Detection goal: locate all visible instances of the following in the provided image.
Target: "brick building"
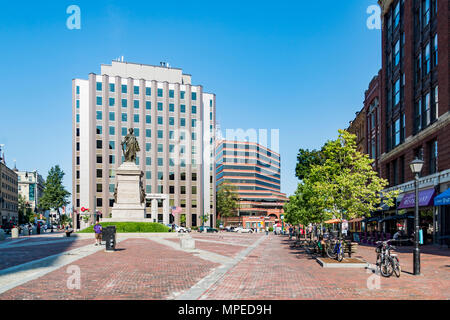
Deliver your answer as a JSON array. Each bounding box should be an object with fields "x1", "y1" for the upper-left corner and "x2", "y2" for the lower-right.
[
  {"x1": 376, "y1": 0, "x2": 449, "y2": 244},
  {"x1": 347, "y1": 107, "x2": 367, "y2": 155},
  {"x1": 364, "y1": 71, "x2": 383, "y2": 174}
]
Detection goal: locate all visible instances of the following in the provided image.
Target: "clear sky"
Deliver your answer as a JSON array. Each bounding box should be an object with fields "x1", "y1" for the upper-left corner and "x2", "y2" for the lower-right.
[{"x1": 0, "y1": 0, "x2": 382, "y2": 205}]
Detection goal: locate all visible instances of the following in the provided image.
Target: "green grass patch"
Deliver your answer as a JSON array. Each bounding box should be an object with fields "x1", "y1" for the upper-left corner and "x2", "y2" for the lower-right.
[{"x1": 77, "y1": 222, "x2": 170, "y2": 233}]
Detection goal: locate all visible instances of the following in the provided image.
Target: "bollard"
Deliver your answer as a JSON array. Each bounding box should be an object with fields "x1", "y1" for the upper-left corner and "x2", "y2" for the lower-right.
[
  {"x1": 103, "y1": 226, "x2": 117, "y2": 252},
  {"x1": 0, "y1": 229, "x2": 5, "y2": 241},
  {"x1": 11, "y1": 227, "x2": 19, "y2": 239}
]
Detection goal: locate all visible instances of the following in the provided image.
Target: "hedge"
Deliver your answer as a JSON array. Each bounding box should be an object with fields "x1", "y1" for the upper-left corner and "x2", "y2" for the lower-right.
[{"x1": 77, "y1": 222, "x2": 170, "y2": 233}]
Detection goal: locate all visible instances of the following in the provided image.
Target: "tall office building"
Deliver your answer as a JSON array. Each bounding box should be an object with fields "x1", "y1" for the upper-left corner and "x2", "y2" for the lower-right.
[
  {"x1": 73, "y1": 61, "x2": 216, "y2": 228},
  {"x1": 215, "y1": 141, "x2": 287, "y2": 229}
]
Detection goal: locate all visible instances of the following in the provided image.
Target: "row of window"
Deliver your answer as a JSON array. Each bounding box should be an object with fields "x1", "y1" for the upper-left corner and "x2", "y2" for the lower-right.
[
  {"x1": 94, "y1": 82, "x2": 198, "y2": 101},
  {"x1": 415, "y1": 34, "x2": 438, "y2": 84}
]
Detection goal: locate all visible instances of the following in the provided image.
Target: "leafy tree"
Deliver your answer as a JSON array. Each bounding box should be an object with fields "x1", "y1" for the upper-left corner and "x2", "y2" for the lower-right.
[
  {"x1": 295, "y1": 148, "x2": 324, "y2": 181},
  {"x1": 216, "y1": 182, "x2": 239, "y2": 218},
  {"x1": 40, "y1": 166, "x2": 71, "y2": 218},
  {"x1": 307, "y1": 130, "x2": 399, "y2": 223},
  {"x1": 180, "y1": 214, "x2": 186, "y2": 226},
  {"x1": 18, "y1": 194, "x2": 34, "y2": 224}
]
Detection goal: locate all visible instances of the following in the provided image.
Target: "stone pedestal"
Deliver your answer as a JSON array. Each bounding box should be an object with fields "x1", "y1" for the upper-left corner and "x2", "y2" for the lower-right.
[
  {"x1": 110, "y1": 162, "x2": 147, "y2": 221},
  {"x1": 180, "y1": 234, "x2": 195, "y2": 250},
  {"x1": 11, "y1": 228, "x2": 19, "y2": 239}
]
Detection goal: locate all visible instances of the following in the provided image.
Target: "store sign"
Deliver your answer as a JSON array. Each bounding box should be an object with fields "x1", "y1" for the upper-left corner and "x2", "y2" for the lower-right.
[{"x1": 398, "y1": 188, "x2": 436, "y2": 209}]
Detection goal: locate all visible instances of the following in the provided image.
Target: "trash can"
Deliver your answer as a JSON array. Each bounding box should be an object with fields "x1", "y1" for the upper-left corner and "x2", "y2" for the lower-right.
[{"x1": 103, "y1": 226, "x2": 116, "y2": 252}]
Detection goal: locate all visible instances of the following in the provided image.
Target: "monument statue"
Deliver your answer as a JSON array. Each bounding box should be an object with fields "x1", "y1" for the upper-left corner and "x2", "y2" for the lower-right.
[{"x1": 121, "y1": 128, "x2": 140, "y2": 163}]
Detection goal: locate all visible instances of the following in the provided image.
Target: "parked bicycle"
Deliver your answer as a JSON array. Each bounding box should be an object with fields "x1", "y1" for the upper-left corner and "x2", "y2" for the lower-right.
[
  {"x1": 375, "y1": 240, "x2": 401, "y2": 278},
  {"x1": 326, "y1": 237, "x2": 345, "y2": 262}
]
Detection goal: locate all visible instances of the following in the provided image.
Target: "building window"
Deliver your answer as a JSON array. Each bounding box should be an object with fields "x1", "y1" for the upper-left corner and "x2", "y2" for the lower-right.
[
  {"x1": 96, "y1": 169, "x2": 102, "y2": 178},
  {"x1": 122, "y1": 127, "x2": 127, "y2": 136},
  {"x1": 134, "y1": 114, "x2": 139, "y2": 123},
  {"x1": 109, "y1": 112, "x2": 115, "y2": 121},
  {"x1": 96, "y1": 198, "x2": 102, "y2": 207},
  {"x1": 110, "y1": 84, "x2": 115, "y2": 92},
  {"x1": 157, "y1": 89, "x2": 163, "y2": 97},
  {"x1": 146, "y1": 87, "x2": 151, "y2": 96},
  {"x1": 134, "y1": 128, "x2": 139, "y2": 137},
  {"x1": 157, "y1": 102, "x2": 163, "y2": 111},
  {"x1": 192, "y1": 92, "x2": 197, "y2": 101},
  {"x1": 192, "y1": 105, "x2": 197, "y2": 114},
  {"x1": 146, "y1": 115, "x2": 151, "y2": 124},
  {"x1": 170, "y1": 186, "x2": 175, "y2": 194},
  {"x1": 169, "y1": 117, "x2": 174, "y2": 126},
  {"x1": 158, "y1": 158, "x2": 163, "y2": 166},
  {"x1": 146, "y1": 157, "x2": 151, "y2": 166},
  {"x1": 96, "y1": 111, "x2": 102, "y2": 120},
  {"x1": 192, "y1": 119, "x2": 196, "y2": 128},
  {"x1": 109, "y1": 141, "x2": 115, "y2": 150},
  {"x1": 424, "y1": 43, "x2": 431, "y2": 75},
  {"x1": 109, "y1": 98, "x2": 115, "y2": 107},
  {"x1": 146, "y1": 171, "x2": 151, "y2": 179},
  {"x1": 96, "y1": 82, "x2": 102, "y2": 91},
  {"x1": 109, "y1": 126, "x2": 115, "y2": 135},
  {"x1": 432, "y1": 34, "x2": 438, "y2": 67},
  {"x1": 180, "y1": 105, "x2": 186, "y2": 113},
  {"x1": 146, "y1": 129, "x2": 151, "y2": 138},
  {"x1": 122, "y1": 99, "x2": 127, "y2": 108},
  {"x1": 122, "y1": 85, "x2": 127, "y2": 94},
  {"x1": 158, "y1": 172, "x2": 163, "y2": 181},
  {"x1": 181, "y1": 186, "x2": 186, "y2": 194},
  {"x1": 394, "y1": 40, "x2": 400, "y2": 66},
  {"x1": 394, "y1": 119, "x2": 400, "y2": 147},
  {"x1": 157, "y1": 130, "x2": 163, "y2": 139},
  {"x1": 134, "y1": 86, "x2": 139, "y2": 95},
  {"x1": 169, "y1": 90, "x2": 174, "y2": 98},
  {"x1": 423, "y1": 0, "x2": 430, "y2": 27},
  {"x1": 429, "y1": 140, "x2": 438, "y2": 174},
  {"x1": 96, "y1": 156, "x2": 102, "y2": 164},
  {"x1": 394, "y1": 79, "x2": 400, "y2": 106},
  {"x1": 424, "y1": 93, "x2": 431, "y2": 126},
  {"x1": 146, "y1": 101, "x2": 151, "y2": 110},
  {"x1": 122, "y1": 113, "x2": 127, "y2": 122},
  {"x1": 169, "y1": 104, "x2": 174, "y2": 112},
  {"x1": 96, "y1": 97, "x2": 102, "y2": 106},
  {"x1": 158, "y1": 116, "x2": 163, "y2": 125},
  {"x1": 76, "y1": 100, "x2": 80, "y2": 109},
  {"x1": 96, "y1": 126, "x2": 102, "y2": 135},
  {"x1": 180, "y1": 118, "x2": 186, "y2": 127},
  {"x1": 180, "y1": 91, "x2": 185, "y2": 99},
  {"x1": 393, "y1": 1, "x2": 400, "y2": 28},
  {"x1": 433, "y1": 86, "x2": 439, "y2": 120},
  {"x1": 158, "y1": 144, "x2": 163, "y2": 153},
  {"x1": 109, "y1": 155, "x2": 115, "y2": 164},
  {"x1": 134, "y1": 100, "x2": 139, "y2": 109},
  {"x1": 146, "y1": 143, "x2": 151, "y2": 152},
  {"x1": 76, "y1": 86, "x2": 80, "y2": 94}
]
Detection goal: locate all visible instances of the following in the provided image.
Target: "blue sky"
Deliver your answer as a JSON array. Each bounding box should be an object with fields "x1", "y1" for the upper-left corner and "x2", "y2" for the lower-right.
[{"x1": 0, "y1": 0, "x2": 382, "y2": 204}]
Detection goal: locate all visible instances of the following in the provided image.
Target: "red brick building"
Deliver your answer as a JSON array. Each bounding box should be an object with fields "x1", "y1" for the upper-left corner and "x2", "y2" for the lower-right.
[{"x1": 376, "y1": 0, "x2": 450, "y2": 244}]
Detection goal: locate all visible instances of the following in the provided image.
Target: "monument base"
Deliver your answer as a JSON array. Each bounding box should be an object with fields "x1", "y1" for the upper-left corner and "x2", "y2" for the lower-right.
[{"x1": 110, "y1": 161, "x2": 147, "y2": 222}]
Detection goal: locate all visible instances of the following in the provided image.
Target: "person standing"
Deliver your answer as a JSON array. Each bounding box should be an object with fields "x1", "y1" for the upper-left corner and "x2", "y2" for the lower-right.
[{"x1": 93, "y1": 221, "x2": 103, "y2": 246}]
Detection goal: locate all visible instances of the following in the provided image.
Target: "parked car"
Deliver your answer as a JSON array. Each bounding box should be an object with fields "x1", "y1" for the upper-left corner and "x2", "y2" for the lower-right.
[
  {"x1": 236, "y1": 227, "x2": 253, "y2": 234},
  {"x1": 198, "y1": 226, "x2": 219, "y2": 233},
  {"x1": 225, "y1": 226, "x2": 236, "y2": 232}
]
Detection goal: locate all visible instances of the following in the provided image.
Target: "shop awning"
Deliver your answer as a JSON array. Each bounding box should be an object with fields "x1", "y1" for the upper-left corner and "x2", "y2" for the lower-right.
[
  {"x1": 324, "y1": 219, "x2": 341, "y2": 224},
  {"x1": 380, "y1": 214, "x2": 414, "y2": 223},
  {"x1": 348, "y1": 218, "x2": 364, "y2": 223},
  {"x1": 398, "y1": 188, "x2": 436, "y2": 209},
  {"x1": 434, "y1": 188, "x2": 450, "y2": 206},
  {"x1": 365, "y1": 216, "x2": 382, "y2": 223}
]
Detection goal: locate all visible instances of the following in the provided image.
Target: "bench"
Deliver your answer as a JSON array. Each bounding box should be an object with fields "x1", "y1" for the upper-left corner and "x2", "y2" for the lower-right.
[
  {"x1": 344, "y1": 241, "x2": 359, "y2": 258},
  {"x1": 438, "y1": 235, "x2": 450, "y2": 248}
]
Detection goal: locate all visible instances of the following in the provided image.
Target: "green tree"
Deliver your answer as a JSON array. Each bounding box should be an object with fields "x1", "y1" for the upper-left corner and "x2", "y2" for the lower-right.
[
  {"x1": 307, "y1": 130, "x2": 399, "y2": 223},
  {"x1": 295, "y1": 148, "x2": 324, "y2": 181},
  {"x1": 18, "y1": 194, "x2": 34, "y2": 224},
  {"x1": 216, "y1": 182, "x2": 239, "y2": 218},
  {"x1": 40, "y1": 166, "x2": 71, "y2": 220}
]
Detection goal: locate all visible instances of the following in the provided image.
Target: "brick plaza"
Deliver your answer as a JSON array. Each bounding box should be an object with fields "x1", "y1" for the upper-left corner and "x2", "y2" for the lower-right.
[{"x1": 0, "y1": 232, "x2": 448, "y2": 300}]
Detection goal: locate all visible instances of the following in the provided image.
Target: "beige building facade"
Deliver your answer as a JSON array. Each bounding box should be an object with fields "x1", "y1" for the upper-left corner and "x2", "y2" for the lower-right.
[
  {"x1": 73, "y1": 61, "x2": 216, "y2": 228},
  {"x1": 0, "y1": 161, "x2": 18, "y2": 225}
]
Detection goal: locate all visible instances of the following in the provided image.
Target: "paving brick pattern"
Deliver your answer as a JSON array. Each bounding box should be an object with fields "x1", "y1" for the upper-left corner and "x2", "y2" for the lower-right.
[
  {"x1": 0, "y1": 239, "x2": 93, "y2": 271},
  {"x1": 0, "y1": 238, "x2": 219, "y2": 300},
  {"x1": 200, "y1": 235, "x2": 450, "y2": 300},
  {"x1": 165, "y1": 238, "x2": 245, "y2": 258}
]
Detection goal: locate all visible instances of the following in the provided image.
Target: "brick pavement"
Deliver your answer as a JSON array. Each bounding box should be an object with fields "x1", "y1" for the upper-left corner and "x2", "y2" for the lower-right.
[
  {"x1": 0, "y1": 233, "x2": 448, "y2": 300},
  {"x1": 199, "y1": 235, "x2": 450, "y2": 300},
  {"x1": 0, "y1": 238, "x2": 219, "y2": 300},
  {"x1": 0, "y1": 239, "x2": 93, "y2": 271}
]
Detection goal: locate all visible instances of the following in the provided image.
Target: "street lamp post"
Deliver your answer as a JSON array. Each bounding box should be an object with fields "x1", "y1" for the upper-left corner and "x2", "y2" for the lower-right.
[{"x1": 410, "y1": 158, "x2": 424, "y2": 276}]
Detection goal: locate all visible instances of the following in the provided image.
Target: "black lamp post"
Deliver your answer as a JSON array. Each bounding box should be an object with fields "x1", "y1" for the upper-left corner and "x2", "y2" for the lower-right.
[{"x1": 410, "y1": 158, "x2": 424, "y2": 276}]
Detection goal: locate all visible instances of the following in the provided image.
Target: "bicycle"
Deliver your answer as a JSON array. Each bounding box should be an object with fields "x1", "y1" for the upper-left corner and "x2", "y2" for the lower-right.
[
  {"x1": 375, "y1": 240, "x2": 401, "y2": 278},
  {"x1": 326, "y1": 237, "x2": 345, "y2": 262}
]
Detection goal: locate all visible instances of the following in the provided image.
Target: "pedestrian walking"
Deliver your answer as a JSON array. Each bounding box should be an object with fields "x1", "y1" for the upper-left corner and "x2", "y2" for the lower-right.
[
  {"x1": 265, "y1": 226, "x2": 269, "y2": 235},
  {"x1": 93, "y1": 221, "x2": 103, "y2": 246}
]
